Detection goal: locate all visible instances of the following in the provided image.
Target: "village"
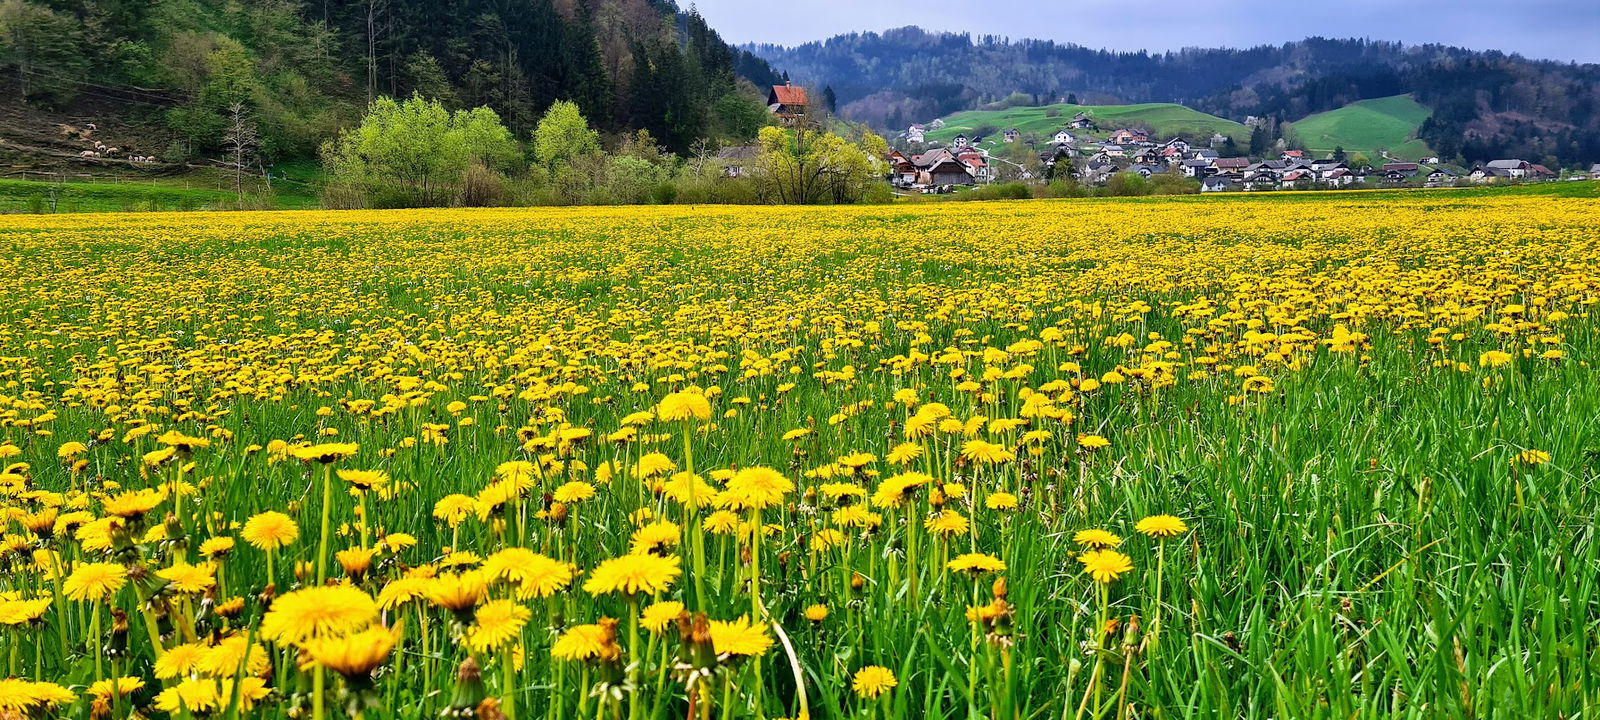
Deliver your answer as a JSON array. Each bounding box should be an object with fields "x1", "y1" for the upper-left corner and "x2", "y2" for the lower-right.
[{"x1": 884, "y1": 110, "x2": 1592, "y2": 194}]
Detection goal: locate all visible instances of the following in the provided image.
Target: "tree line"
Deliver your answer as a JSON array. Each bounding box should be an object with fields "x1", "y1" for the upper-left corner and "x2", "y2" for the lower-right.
[
  {"x1": 0, "y1": 0, "x2": 783, "y2": 163},
  {"x1": 320, "y1": 94, "x2": 892, "y2": 208}
]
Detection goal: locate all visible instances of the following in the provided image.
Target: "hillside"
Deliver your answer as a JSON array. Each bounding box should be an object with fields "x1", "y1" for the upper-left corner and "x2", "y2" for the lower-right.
[
  {"x1": 751, "y1": 28, "x2": 1600, "y2": 166},
  {"x1": 1285, "y1": 95, "x2": 1433, "y2": 160},
  {"x1": 925, "y1": 103, "x2": 1248, "y2": 148},
  {"x1": 0, "y1": 0, "x2": 783, "y2": 176}
]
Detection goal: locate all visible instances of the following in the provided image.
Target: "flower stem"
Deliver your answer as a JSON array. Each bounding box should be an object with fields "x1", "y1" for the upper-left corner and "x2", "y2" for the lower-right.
[
  {"x1": 683, "y1": 421, "x2": 708, "y2": 611},
  {"x1": 316, "y1": 464, "x2": 333, "y2": 585},
  {"x1": 503, "y1": 645, "x2": 518, "y2": 720}
]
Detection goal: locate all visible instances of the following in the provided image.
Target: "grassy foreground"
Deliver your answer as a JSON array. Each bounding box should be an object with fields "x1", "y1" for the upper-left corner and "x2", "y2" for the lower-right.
[
  {"x1": 0, "y1": 177, "x2": 319, "y2": 214},
  {"x1": 0, "y1": 192, "x2": 1597, "y2": 719}
]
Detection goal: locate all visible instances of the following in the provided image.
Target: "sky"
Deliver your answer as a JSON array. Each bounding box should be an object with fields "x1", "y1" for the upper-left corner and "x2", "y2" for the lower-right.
[{"x1": 687, "y1": 0, "x2": 1600, "y2": 64}]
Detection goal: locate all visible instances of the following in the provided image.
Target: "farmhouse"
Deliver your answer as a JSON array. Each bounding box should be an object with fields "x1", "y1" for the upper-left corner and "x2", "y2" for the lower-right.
[
  {"x1": 767, "y1": 83, "x2": 808, "y2": 126},
  {"x1": 1212, "y1": 157, "x2": 1251, "y2": 175},
  {"x1": 1109, "y1": 128, "x2": 1148, "y2": 145},
  {"x1": 927, "y1": 156, "x2": 976, "y2": 186},
  {"x1": 1053, "y1": 130, "x2": 1075, "y2": 145},
  {"x1": 716, "y1": 145, "x2": 760, "y2": 178},
  {"x1": 1382, "y1": 162, "x2": 1420, "y2": 183},
  {"x1": 1068, "y1": 112, "x2": 1095, "y2": 129}
]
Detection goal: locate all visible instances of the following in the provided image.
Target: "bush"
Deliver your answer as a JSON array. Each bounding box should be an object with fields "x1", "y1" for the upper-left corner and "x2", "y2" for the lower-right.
[
  {"x1": 1037, "y1": 179, "x2": 1088, "y2": 198},
  {"x1": 319, "y1": 182, "x2": 367, "y2": 210},
  {"x1": 162, "y1": 141, "x2": 193, "y2": 165},
  {"x1": 945, "y1": 182, "x2": 1034, "y2": 202},
  {"x1": 459, "y1": 163, "x2": 506, "y2": 207},
  {"x1": 860, "y1": 183, "x2": 895, "y2": 204},
  {"x1": 650, "y1": 182, "x2": 678, "y2": 205}
]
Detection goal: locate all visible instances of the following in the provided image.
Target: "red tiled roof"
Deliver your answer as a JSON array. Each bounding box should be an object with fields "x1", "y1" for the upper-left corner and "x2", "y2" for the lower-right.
[{"x1": 770, "y1": 85, "x2": 808, "y2": 106}]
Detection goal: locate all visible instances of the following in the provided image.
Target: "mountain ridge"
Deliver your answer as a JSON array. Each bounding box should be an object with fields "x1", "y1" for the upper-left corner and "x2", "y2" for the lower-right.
[{"x1": 748, "y1": 27, "x2": 1600, "y2": 165}]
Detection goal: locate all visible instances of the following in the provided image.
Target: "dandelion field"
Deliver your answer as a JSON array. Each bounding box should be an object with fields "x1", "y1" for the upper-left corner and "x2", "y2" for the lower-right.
[{"x1": 2, "y1": 191, "x2": 1599, "y2": 719}]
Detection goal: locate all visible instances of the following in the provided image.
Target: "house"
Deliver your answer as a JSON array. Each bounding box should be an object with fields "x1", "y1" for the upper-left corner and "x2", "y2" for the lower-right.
[
  {"x1": 1201, "y1": 176, "x2": 1237, "y2": 192},
  {"x1": 956, "y1": 150, "x2": 991, "y2": 182},
  {"x1": 767, "y1": 83, "x2": 808, "y2": 126},
  {"x1": 1180, "y1": 158, "x2": 1212, "y2": 178},
  {"x1": 1129, "y1": 164, "x2": 1162, "y2": 178},
  {"x1": 1590, "y1": 163, "x2": 1600, "y2": 176},
  {"x1": 1280, "y1": 169, "x2": 1312, "y2": 188},
  {"x1": 1003, "y1": 128, "x2": 1020, "y2": 143},
  {"x1": 1382, "y1": 162, "x2": 1420, "y2": 183},
  {"x1": 1068, "y1": 112, "x2": 1095, "y2": 130},
  {"x1": 952, "y1": 134, "x2": 970, "y2": 150},
  {"x1": 1132, "y1": 147, "x2": 1163, "y2": 165},
  {"x1": 887, "y1": 150, "x2": 918, "y2": 186},
  {"x1": 1530, "y1": 164, "x2": 1557, "y2": 180},
  {"x1": 1323, "y1": 168, "x2": 1355, "y2": 187},
  {"x1": 1281, "y1": 150, "x2": 1306, "y2": 162},
  {"x1": 927, "y1": 157, "x2": 976, "y2": 186},
  {"x1": 1053, "y1": 130, "x2": 1075, "y2": 145},
  {"x1": 1425, "y1": 165, "x2": 1463, "y2": 186},
  {"x1": 1245, "y1": 172, "x2": 1279, "y2": 191},
  {"x1": 1484, "y1": 159, "x2": 1531, "y2": 179},
  {"x1": 906, "y1": 125, "x2": 926, "y2": 144},
  {"x1": 1109, "y1": 129, "x2": 1148, "y2": 145},
  {"x1": 1164, "y1": 138, "x2": 1191, "y2": 153},
  {"x1": 1213, "y1": 157, "x2": 1251, "y2": 175},
  {"x1": 1081, "y1": 160, "x2": 1117, "y2": 184},
  {"x1": 716, "y1": 145, "x2": 761, "y2": 178},
  {"x1": 1099, "y1": 143, "x2": 1125, "y2": 157},
  {"x1": 1039, "y1": 145, "x2": 1076, "y2": 176}
]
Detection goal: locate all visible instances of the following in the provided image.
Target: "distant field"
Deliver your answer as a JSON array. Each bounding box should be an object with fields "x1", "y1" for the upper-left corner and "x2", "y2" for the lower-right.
[
  {"x1": 926, "y1": 103, "x2": 1249, "y2": 148},
  {"x1": 1285, "y1": 95, "x2": 1434, "y2": 160},
  {"x1": 0, "y1": 176, "x2": 320, "y2": 213}
]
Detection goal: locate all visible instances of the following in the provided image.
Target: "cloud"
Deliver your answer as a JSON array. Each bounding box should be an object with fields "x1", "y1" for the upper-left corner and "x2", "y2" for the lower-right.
[{"x1": 690, "y1": 0, "x2": 1600, "y2": 63}]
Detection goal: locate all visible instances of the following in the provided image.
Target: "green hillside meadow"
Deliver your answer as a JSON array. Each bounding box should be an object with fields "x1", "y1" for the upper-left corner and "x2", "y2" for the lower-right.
[
  {"x1": 925, "y1": 103, "x2": 1250, "y2": 148},
  {"x1": 1285, "y1": 94, "x2": 1435, "y2": 160}
]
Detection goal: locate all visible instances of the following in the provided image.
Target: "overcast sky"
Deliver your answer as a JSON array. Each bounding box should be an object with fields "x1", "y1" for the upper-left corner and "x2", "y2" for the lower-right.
[{"x1": 688, "y1": 0, "x2": 1600, "y2": 64}]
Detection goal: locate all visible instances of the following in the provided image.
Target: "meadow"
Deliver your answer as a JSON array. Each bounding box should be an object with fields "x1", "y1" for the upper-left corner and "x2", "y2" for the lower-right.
[
  {"x1": 924, "y1": 103, "x2": 1250, "y2": 148},
  {"x1": 1, "y1": 190, "x2": 1598, "y2": 719},
  {"x1": 1283, "y1": 95, "x2": 1435, "y2": 161}
]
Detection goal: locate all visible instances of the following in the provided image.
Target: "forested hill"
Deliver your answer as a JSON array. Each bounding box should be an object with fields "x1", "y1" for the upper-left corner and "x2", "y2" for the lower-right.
[
  {"x1": 751, "y1": 28, "x2": 1600, "y2": 166},
  {"x1": 0, "y1": 0, "x2": 783, "y2": 160}
]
